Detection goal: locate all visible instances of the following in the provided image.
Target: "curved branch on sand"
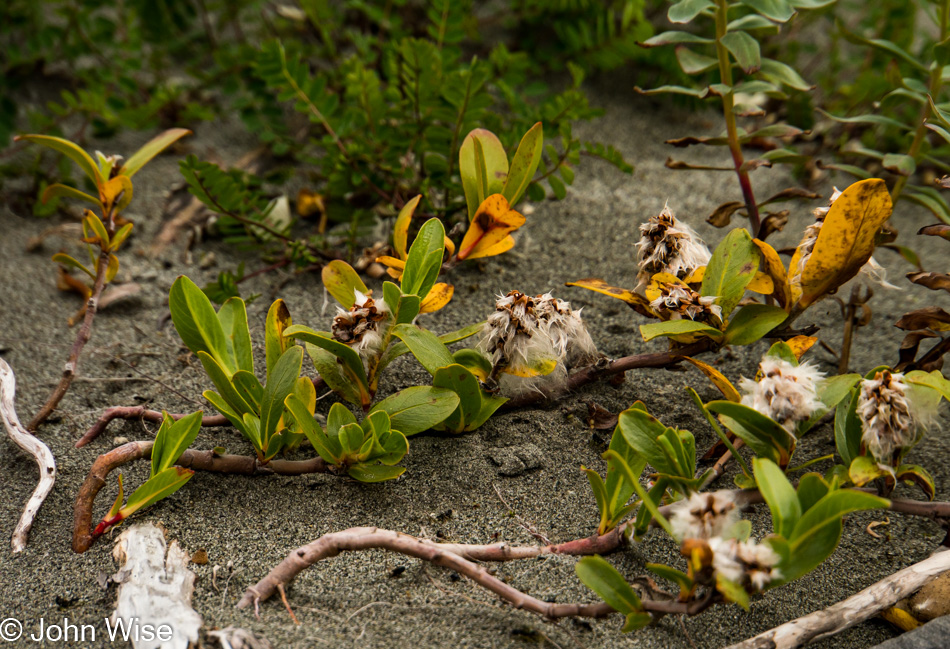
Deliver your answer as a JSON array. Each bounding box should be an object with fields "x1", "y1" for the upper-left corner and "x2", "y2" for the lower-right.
[
  {"x1": 72, "y1": 441, "x2": 329, "y2": 553},
  {"x1": 0, "y1": 359, "x2": 57, "y2": 553}
]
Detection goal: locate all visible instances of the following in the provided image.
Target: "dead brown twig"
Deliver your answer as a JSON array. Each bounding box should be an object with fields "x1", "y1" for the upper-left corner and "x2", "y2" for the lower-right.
[
  {"x1": 72, "y1": 440, "x2": 329, "y2": 553},
  {"x1": 0, "y1": 359, "x2": 57, "y2": 552}
]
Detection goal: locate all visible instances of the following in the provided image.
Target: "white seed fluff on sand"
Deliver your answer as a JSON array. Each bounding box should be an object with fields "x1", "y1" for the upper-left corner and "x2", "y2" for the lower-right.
[
  {"x1": 669, "y1": 491, "x2": 739, "y2": 542},
  {"x1": 739, "y1": 357, "x2": 825, "y2": 434},
  {"x1": 635, "y1": 206, "x2": 711, "y2": 290}
]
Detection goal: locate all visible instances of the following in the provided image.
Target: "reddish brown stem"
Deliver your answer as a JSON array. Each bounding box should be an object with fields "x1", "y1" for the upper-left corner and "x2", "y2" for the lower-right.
[
  {"x1": 73, "y1": 440, "x2": 329, "y2": 553},
  {"x1": 29, "y1": 246, "x2": 112, "y2": 430},
  {"x1": 503, "y1": 340, "x2": 714, "y2": 410},
  {"x1": 76, "y1": 407, "x2": 230, "y2": 448},
  {"x1": 237, "y1": 526, "x2": 716, "y2": 620}
]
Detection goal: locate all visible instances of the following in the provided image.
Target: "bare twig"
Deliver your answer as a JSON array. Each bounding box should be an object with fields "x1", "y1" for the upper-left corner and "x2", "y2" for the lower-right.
[
  {"x1": 73, "y1": 441, "x2": 329, "y2": 552},
  {"x1": 725, "y1": 549, "x2": 950, "y2": 649},
  {"x1": 28, "y1": 246, "x2": 112, "y2": 430},
  {"x1": 0, "y1": 359, "x2": 57, "y2": 552},
  {"x1": 237, "y1": 526, "x2": 715, "y2": 620},
  {"x1": 504, "y1": 340, "x2": 714, "y2": 410}
]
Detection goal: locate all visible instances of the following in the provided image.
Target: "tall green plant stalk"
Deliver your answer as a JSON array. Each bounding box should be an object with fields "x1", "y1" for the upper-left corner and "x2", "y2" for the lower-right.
[
  {"x1": 715, "y1": 0, "x2": 760, "y2": 234},
  {"x1": 891, "y1": 0, "x2": 950, "y2": 203}
]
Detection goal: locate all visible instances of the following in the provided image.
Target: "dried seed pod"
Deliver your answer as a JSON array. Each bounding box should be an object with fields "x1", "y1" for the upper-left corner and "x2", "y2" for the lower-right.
[
  {"x1": 649, "y1": 281, "x2": 722, "y2": 325},
  {"x1": 739, "y1": 357, "x2": 824, "y2": 434},
  {"x1": 635, "y1": 206, "x2": 711, "y2": 290},
  {"x1": 331, "y1": 291, "x2": 390, "y2": 356},
  {"x1": 857, "y1": 370, "x2": 928, "y2": 465},
  {"x1": 669, "y1": 491, "x2": 739, "y2": 542}
]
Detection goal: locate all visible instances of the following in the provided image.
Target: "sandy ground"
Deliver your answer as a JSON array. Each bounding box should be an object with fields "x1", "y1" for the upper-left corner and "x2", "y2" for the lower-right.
[{"x1": 1, "y1": 73, "x2": 949, "y2": 649}]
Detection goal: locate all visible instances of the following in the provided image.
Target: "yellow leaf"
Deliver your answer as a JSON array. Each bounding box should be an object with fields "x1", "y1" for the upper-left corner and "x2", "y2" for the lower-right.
[
  {"x1": 464, "y1": 234, "x2": 516, "y2": 260},
  {"x1": 684, "y1": 266, "x2": 705, "y2": 284},
  {"x1": 443, "y1": 235, "x2": 456, "y2": 256},
  {"x1": 504, "y1": 357, "x2": 557, "y2": 378},
  {"x1": 565, "y1": 278, "x2": 656, "y2": 318},
  {"x1": 419, "y1": 283, "x2": 454, "y2": 313},
  {"x1": 746, "y1": 272, "x2": 774, "y2": 294},
  {"x1": 296, "y1": 189, "x2": 326, "y2": 218},
  {"x1": 785, "y1": 335, "x2": 818, "y2": 360},
  {"x1": 376, "y1": 255, "x2": 405, "y2": 281},
  {"x1": 644, "y1": 272, "x2": 687, "y2": 302},
  {"x1": 322, "y1": 260, "x2": 368, "y2": 308},
  {"x1": 681, "y1": 357, "x2": 740, "y2": 402},
  {"x1": 457, "y1": 194, "x2": 525, "y2": 260},
  {"x1": 101, "y1": 175, "x2": 133, "y2": 213},
  {"x1": 753, "y1": 239, "x2": 792, "y2": 309},
  {"x1": 106, "y1": 254, "x2": 119, "y2": 283},
  {"x1": 798, "y1": 179, "x2": 893, "y2": 308},
  {"x1": 393, "y1": 195, "x2": 421, "y2": 259}
]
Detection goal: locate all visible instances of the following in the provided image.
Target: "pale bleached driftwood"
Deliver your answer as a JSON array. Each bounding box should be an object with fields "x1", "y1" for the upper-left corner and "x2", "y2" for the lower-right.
[{"x1": 0, "y1": 358, "x2": 56, "y2": 552}]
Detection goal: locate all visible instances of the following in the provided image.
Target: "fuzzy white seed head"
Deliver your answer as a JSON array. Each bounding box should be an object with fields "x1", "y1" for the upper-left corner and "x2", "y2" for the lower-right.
[
  {"x1": 478, "y1": 291, "x2": 597, "y2": 395},
  {"x1": 669, "y1": 491, "x2": 739, "y2": 542},
  {"x1": 331, "y1": 290, "x2": 391, "y2": 356},
  {"x1": 858, "y1": 370, "x2": 922, "y2": 464},
  {"x1": 635, "y1": 206, "x2": 711, "y2": 291},
  {"x1": 739, "y1": 357, "x2": 824, "y2": 434},
  {"x1": 649, "y1": 282, "x2": 723, "y2": 325},
  {"x1": 707, "y1": 537, "x2": 781, "y2": 592}
]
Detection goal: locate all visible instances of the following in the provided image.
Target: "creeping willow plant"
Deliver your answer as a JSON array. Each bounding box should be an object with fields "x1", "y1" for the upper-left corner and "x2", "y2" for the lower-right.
[
  {"x1": 638, "y1": 0, "x2": 827, "y2": 234},
  {"x1": 15, "y1": 129, "x2": 191, "y2": 429},
  {"x1": 94, "y1": 412, "x2": 202, "y2": 539},
  {"x1": 570, "y1": 178, "x2": 895, "y2": 349}
]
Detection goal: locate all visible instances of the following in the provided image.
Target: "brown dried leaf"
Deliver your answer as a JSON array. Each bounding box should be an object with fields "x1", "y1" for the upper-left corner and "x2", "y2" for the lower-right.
[
  {"x1": 585, "y1": 402, "x2": 619, "y2": 430},
  {"x1": 758, "y1": 188, "x2": 822, "y2": 206},
  {"x1": 918, "y1": 224, "x2": 950, "y2": 241},
  {"x1": 895, "y1": 307, "x2": 950, "y2": 332},
  {"x1": 758, "y1": 210, "x2": 789, "y2": 239},
  {"x1": 907, "y1": 271, "x2": 950, "y2": 294},
  {"x1": 665, "y1": 136, "x2": 729, "y2": 148},
  {"x1": 664, "y1": 157, "x2": 732, "y2": 171},
  {"x1": 707, "y1": 202, "x2": 745, "y2": 228},
  {"x1": 896, "y1": 330, "x2": 940, "y2": 370}
]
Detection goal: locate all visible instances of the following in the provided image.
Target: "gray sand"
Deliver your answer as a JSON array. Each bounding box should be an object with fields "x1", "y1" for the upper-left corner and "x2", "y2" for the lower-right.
[{"x1": 1, "y1": 76, "x2": 948, "y2": 649}]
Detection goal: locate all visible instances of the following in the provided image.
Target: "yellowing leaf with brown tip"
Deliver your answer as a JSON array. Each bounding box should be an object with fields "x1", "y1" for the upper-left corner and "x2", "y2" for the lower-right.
[
  {"x1": 565, "y1": 278, "x2": 656, "y2": 318},
  {"x1": 753, "y1": 239, "x2": 792, "y2": 309},
  {"x1": 376, "y1": 255, "x2": 406, "y2": 280},
  {"x1": 681, "y1": 356, "x2": 740, "y2": 401},
  {"x1": 419, "y1": 283, "x2": 454, "y2": 313},
  {"x1": 457, "y1": 194, "x2": 525, "y2": 260},
  {"x1": 799, "y1": 179, "x2": 893, "y2": 308},
  {"x1": 745, "y1": 272, "x2": 774, "y2": 295},
  {"x1": 645, "y1": 272, "x2": 688, "y2": 302},
  {"x1": 464, "y1": 234, "x2": 515, "y2": 260},
  {"x1": 393, "y1": 195, "x2": 421, "y2": 259}
]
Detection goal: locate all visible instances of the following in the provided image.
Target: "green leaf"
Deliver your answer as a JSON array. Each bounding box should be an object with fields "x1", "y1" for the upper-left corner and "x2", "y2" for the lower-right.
[
  {"x1": 575, "y1": 556, "x2": 643, "y2": 614},
  {"x1": 848, "y1": 455, "x2": 892, "y2": 487},
  {"x1": 41, "y1": 183, "x2": 101, "y2": 207},
  {"x1": 322, "y1": 260, "x2": 368, "y2": 308},
  {"x1": 896, "y1": 464, "x2": 935, "y2": 500},
  {"x1": 639, "y1": 320, "x2": 723, "y2": 342},
  {"x1": 51, "y1": 253, "x2": 96, "y2": 279},
  {"x1": 707, "y1": 400, "x2": 795, "y2": 466},
  {"x1": 617, "y1": 408, "x2": 674, "y2": 474},
  {"x1": 391, "y1": 323, "x2": 455, "y2": 374},
  {"x1": 584, "y1": 468, "x2": 610, "y2": 532},
  {"x1": 170, "y1": 276, "x2": 232, "y2": 373},
  {"x1": 723, "y1": 304, "x2": 788, "y2": 345},
  {"x1": 716, "y1": 575, "x2": 750, "y2": 610},
  {"x1": 760, "y1": 58, "x2": 813, "y2": 91},
  {"x1": 202, "y1": 390, "x2": 250, "y2": 440},
  {"x1": 882, "y1": 153, "x2": 916, "y2": 177},
  {"x1": 120, "y1": 467, "x2": 194, "y2": 517},
  {"x1": 120, "y1": 128, "x2": 190, "y2": 178},
  {"x1": 432, "y1": 363, "x2": 484, "y2": 433},
  {"x1": 797, "y1": 374, "x2": 860, "y2": 436},
  {"x1": 197, "y1": 352, "x2": 255, "y2": 415},
  {"x1": 701, "y1": 228, "x2": 760, "y2": 318},
  {"x1": 285, "y1": 394, "x2": 339, "y2": 465},
  {"x1": 151, "y1": 411, "x2": 203, "y2": 476},
  {"x1": 668, "y1": 0, "x2": 714, "y2": 23},
  {"x1": 635, "y1": 85, "x2": 708, "y2": 98},
  {"x1": 304, "y1": 343, "x2": 364, "y2": 407},
  {"x1": 15, "y1": 134, "x2": 103, "y2": 188},
  {"x1": 741, "y1": 0, "x2": 795, "y2": 22},
  {"x1": 784, "y1": 489, "x2": 889, "y2": 580},
  {"x1": 816, "y1": 109, "x2": 911, "y2": 131},
  {"x1": 401, "y1": 218, "x2": 445, "y2": 299},
  {"x1": 753, "y1": 457, "x2": 801, "y2": 538},
  {"x1": 676, "y1": 47, "x2": 718, "y2": 74},
  {"x1": 460, "y1": 129, "x2": 509, "y2": 219},
  {"x1": 347, "y1": 464, "x2": 405, "y2": 483},
  {"x1": 369, "y1": 386, "x2": 460, "y2": 436},
  {"x1": 284, "y1": 325, "x2": 369, "y2": 394},
  {"x1": 640, "y1": 31, "x2": 713, "y2": 47},
  {"x1": 259, "y1": 346, "x2": 304, "y2": 455},
  {"x1": 720, "y1": 31, "x2": 761, "y2": 73},
  {"x1": 217, "y1": 297, "x2": 254, "y2": 374},
  {"x1": 502, "y1": 122, "x2": 543, "y2": 207},
  {"x1": 646, "y1": 564, "x2": 694, "y2": 598},
  {"x1": 839, "y1": 22, "x2": 929, "y2": 73}
]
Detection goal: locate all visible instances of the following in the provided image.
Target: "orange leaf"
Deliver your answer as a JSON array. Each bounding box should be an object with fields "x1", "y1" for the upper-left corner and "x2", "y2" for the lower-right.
[
  {"x1": 457, "y1": 194, "x2": 525, "y2": 260},
  {"x1": 785, "y1": 335, "x2": 817, "y2": 360},
  {"x1": 394, "y1": 195, "x2": 421, "y2": 259},
  {"x1": 565, "y1": 278, "x2": 656, "y2": 318},
  {"x1": 753, "y1": 239, "x2": 791, "y2": 309},
  {"x1": 681, "y1": 356, "x2": 740, "y2": 402}
]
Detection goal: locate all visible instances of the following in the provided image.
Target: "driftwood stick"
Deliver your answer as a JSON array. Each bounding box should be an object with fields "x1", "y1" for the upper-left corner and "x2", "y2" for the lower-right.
[
  {"x1": 0, "y1": 359, "x2": 57, "y2": 553},
  {"x1": 504, "y1": 340, "x2": 714, "y2": 410},
  {"x1": 725, "y1": 549, "x2": 950, "y2": 649},
  {"x1": 76, "y1": 407, "x2": 229, "y2": 448},
  {"x1": 73, "y1": 440, "x2": 329, "y2": 553},
  {"x1": 236, "y1": 526, "x2": 716, "y2": 619}
]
